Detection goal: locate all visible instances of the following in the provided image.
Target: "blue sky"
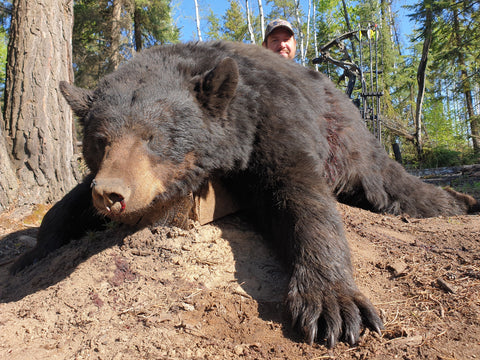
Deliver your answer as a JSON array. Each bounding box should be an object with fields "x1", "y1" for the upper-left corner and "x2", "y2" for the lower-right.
[
  {"x1": 174, "y1": 0, "x2": 230, "y2": 41},
  {"x1": 174, "y1": 0, "x2": 417, "y2": 47}
]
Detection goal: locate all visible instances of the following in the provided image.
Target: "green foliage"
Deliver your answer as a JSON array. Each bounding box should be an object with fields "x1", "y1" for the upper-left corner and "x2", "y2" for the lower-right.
[
  {"x1": 2, "y1": 0, "x2": 474, "y2": 168},
  {"x1": 416, "y1": 145, "x2": 479, "y2": 168},
  {"x1": 205, "y1": 9, "x2": 221, "y2": 40},
  {"x1": 315, "y1": 0, "x2": 338, "y2": 14},
  {"x1": 72, "y1": 0, "x2": 179, "y2": 88},
  {"x1": 267, "y1": 0, "x2": 297, "y2": 20},
  {"x1": 0, "y1": 26, "x2": 7, "y2": 102},
  {"x1": 410, "y1": 0, "x2": 480, "y2": 155},
  {"x1": 222, "y1": 0, "x2": 248, "y2": 41},
  {"x1": 422, "y1": 94, "x2": 466, "y2": 149},
  {"x1": 132, "y1": 0, "x2": 179, "y2": 48},
  {"x1": 206, "y1": 0, "x2": 264, "y2": 43},
  {"x1": 72, "y1": 0, "x2": 112, "y2": 88},
  {"x1": 422, "y1": 146, "x2": 463, "y2": 168}
]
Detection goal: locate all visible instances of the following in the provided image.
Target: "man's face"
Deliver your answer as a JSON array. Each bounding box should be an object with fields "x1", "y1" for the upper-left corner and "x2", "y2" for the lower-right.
[{"x1": 263, "y1": 28, "x2": 297, "y2": 60}]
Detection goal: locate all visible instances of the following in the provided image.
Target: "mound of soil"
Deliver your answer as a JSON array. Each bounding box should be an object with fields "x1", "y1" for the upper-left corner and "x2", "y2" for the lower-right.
[{"x1": 0, "y1": 201, "x2": 479, "y2": 359}]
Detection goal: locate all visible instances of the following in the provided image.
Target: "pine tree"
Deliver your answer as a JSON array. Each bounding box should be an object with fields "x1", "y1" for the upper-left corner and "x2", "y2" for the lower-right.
[
  {"x1": 206, "y1": 10, "x2": 221, "y2": 40},
  {"x1": 72, "y1": 0, "x2": 179, "y2": 88},
  {"x1": 222, "y1": 0, "x2": 248, "y2": 41},
  {"x1": 3, "y1": 0, "x2": 78, "y2": 205},
  {"x1": 410, "y1": 0, "x2": 480, "y2": 156}
]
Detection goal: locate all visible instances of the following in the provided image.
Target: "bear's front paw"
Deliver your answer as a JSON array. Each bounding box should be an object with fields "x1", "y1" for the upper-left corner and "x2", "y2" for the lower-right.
[{"x1": 287, "y1": 271, "x2": 383, "y2": 348}]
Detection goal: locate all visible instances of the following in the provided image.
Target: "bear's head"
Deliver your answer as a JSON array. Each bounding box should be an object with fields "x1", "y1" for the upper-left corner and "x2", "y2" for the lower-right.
[{"x1": 60, "y1": 56, "x2": 239, "y2": 224}]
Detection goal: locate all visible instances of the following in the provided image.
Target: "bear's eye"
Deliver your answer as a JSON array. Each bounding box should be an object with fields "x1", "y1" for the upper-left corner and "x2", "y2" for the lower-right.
[
  {"x1": 90, "y1": 136, "x2": 109, "y2": 155},
  {"x1": 96, "y1": 137, "x2": 108, "y2": 149},
  {"x1": 146, "y1": 134, "x2": 163, "y2": 154}
]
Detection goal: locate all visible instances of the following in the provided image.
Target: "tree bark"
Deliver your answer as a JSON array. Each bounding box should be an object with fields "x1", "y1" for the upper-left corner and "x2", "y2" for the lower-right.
[
  {"x1": 305, "y1": 0, "x2": 311, "y2": 62},
  {"x1": 312, "y1": 1, "x2": 318, "y2": 71},
  {"x1": 452, "y1": 7, "x2": 479, "y2": 153},
  {"x1": 258, "y1": 0, "x2": 265, "y2": 40},
  {"x1": 414, "y1": 0, "x2": 433, "y2": 156},
  {"x1": 111, "y1": 0, "x2": 123, "y2": 68},
  {"x1": 3, "y1": 0, "x2": 78, "y2": 205},
  {"x1": 133, "y1": 4, "x2": 143, "y2": 51},
  {"x1": 245, "y1": 0, "x2": 255, "y2": 44},
  {"x1": 194, "y1": 0, "x2": 202, "y2": 41},
  {"x1": 294, "y1": 0, "x2": 305, "y2": 65},
  {"x1": 341, "y1": 0, "x2": 357, "y2": 59},
  {"x1": 0, "y1": 110, "x2": 18, "y2": 211}
]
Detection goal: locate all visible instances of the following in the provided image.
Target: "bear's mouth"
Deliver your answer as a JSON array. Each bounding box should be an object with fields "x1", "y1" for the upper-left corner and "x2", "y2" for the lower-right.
[
  {"x1": 104, "y1": 196, "x2": 126, "y2": 213},
  {"x1": 91, "y1": 189, "x2": 126, "y2": 214},
  {"x1": 93, "y1": 194, "x2": 169, "y2": 227},
  {"x1": 96, "y1": 204, "x2": 146, "y2": 226}
]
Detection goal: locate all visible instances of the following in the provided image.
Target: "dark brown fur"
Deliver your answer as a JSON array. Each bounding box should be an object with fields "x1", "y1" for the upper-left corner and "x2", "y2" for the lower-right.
[{"x1": 11, "y1": 41, "x2": 478, "y2": 348}]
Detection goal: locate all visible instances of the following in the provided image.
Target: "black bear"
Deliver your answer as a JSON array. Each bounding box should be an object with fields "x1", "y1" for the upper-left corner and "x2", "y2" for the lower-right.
[{"x1": 11, "y1": 41, "x2": 478, "y2": 348}]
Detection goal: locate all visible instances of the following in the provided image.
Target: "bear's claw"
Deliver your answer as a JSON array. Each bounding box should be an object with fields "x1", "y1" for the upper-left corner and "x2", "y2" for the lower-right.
[{"x1": 287, "y1": 273, "x2": 383, "y2": 348}]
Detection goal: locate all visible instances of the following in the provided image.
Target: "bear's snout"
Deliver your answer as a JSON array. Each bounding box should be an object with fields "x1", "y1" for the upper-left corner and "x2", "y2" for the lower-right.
[{"x1": 91, "y1": 177, "x2": 131, "y2": 214}]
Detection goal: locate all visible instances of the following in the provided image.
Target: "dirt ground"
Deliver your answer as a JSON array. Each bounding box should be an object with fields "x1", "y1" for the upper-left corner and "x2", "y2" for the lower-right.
[{"x1": 0, "y1": 179, "x2": 479, "y2": 359}]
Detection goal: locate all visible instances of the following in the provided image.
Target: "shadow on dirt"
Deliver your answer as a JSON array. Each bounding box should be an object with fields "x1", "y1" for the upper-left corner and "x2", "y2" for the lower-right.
[
  {"x1": 0, "y1": 225, "x2": 134, "y2": 303},
  {"x1": 212, "y1": 214, "x2": 306, "y2": 343},
  {"x1": 0, "y1": 212, "x2": 303, "y2": 341}
]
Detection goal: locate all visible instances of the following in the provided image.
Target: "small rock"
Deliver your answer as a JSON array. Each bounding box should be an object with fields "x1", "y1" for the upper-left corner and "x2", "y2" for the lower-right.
[
  {"x1": 234, "y1": 344, "x2": 245, "y2": 356},
  {"x1": 180, "y1": 302, "x2": 195, "y2": 311},
  {"x1": 387, "y1": 260, "x2": 408, "y2": 277}
]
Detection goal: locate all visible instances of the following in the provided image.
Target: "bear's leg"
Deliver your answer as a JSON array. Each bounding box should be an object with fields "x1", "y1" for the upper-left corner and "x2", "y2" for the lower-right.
[
  {"x1": 10, "y1": 174, "x2": 106, "y2": 273},
  {"x1": 264, "y1": 177, "x2": 383, "y2": 347},
  {"x1": 357, "y1": 156, "x2": 478, "y2": 217}
]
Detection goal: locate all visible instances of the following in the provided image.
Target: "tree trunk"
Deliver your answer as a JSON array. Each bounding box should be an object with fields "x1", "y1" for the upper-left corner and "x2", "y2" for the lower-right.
[
  {"x1": 453, "y1": 7, "x2": 479, "y2": 153},
  {"x1": 134, "y1": 5, "x2": 143, "y2": 51},
  {"x1": 111, "y1": 0, "x2": 123, "y2": 69},
  {"x1": 294, "y1": 0, "x2": 305, "y2": 65},
  {"x1": 194, "y1": 0, "x2": 202, "y2": 41},
  {"x1": 341, "y1": 0, "x2": 357, "y2": 59},
  {"x1": 258, "y1": 0, "x2": 265, "y2": 40},
  {"x1": 392, "y1": 141, "x2": 403, "y2": 164},
  {"x1": 312, "y1": 1, "x2": 318, "y2": 71},
  {"x1": 3, "y1": 0, "x2": 78, "y2": 205},
  {"x1": 0, "y1": 110, "x2": 18, "y2": 211},
  {"x1": 414, "y1": 0, "x2": 433, "y2": 157},
  {"x1": 245, "y1": 0, "x2": 255, "y2": 44},
  {"x1": 305, "y1": 0, "x2": 311, "y2": 61}
]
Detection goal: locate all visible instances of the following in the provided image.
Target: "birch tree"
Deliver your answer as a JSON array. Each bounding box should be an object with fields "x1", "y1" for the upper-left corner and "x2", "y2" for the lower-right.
[
  {"x1": 194, "y1": 0, "x2": 203, "y2": 40},
  {"x1": 312, "y1": 0, "x2": 318, "y2": 70},
  {"x1": 293, "y1": 0, "x2": 305, "y2": 65},
  {"x1": 246, "y1": 0, "x2": 255, "y2": 43},
  {"x1": 258, "y1": 0, "x2": 265, "y2": 39}
]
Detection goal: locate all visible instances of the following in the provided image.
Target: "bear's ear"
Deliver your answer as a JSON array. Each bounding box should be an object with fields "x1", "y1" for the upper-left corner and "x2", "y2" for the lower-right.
[
  {"x1": 192, "y1": 57, "x2": 239, "y2": 117},
  {"x1": 59, "y1": 81, "x2": 94, "y2": 119}
]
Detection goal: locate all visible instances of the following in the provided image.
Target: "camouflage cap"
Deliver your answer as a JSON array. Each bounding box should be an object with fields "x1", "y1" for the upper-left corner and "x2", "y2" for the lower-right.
[{"x1": 264, "y1": 19, "x2": 294, "y2": 42}]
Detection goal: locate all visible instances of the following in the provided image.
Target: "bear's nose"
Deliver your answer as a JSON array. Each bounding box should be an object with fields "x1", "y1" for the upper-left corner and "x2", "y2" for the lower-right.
[{"x1": 91, "y1": 178, "x2": 130, "y2": 213}]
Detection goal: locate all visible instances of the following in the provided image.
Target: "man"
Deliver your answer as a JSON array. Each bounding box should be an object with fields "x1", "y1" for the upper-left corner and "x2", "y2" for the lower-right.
[{"x1": 262, "y1": 19, "x2": 297, "y2": 60}]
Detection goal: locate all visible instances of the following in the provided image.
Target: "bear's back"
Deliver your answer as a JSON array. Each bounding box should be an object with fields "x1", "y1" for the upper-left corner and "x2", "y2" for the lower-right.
[
  {"x1": 92, "y1": 40, "x2": 363, "y2": 167},
  {"x1": 105, "y1": 41, "x2": 331, "y2": 112}
]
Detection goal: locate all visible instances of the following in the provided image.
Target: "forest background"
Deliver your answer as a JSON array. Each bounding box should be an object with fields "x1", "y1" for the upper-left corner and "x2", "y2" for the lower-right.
[{"x1": 0, "y1": 0, "x2": 478, "y2": 210}]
